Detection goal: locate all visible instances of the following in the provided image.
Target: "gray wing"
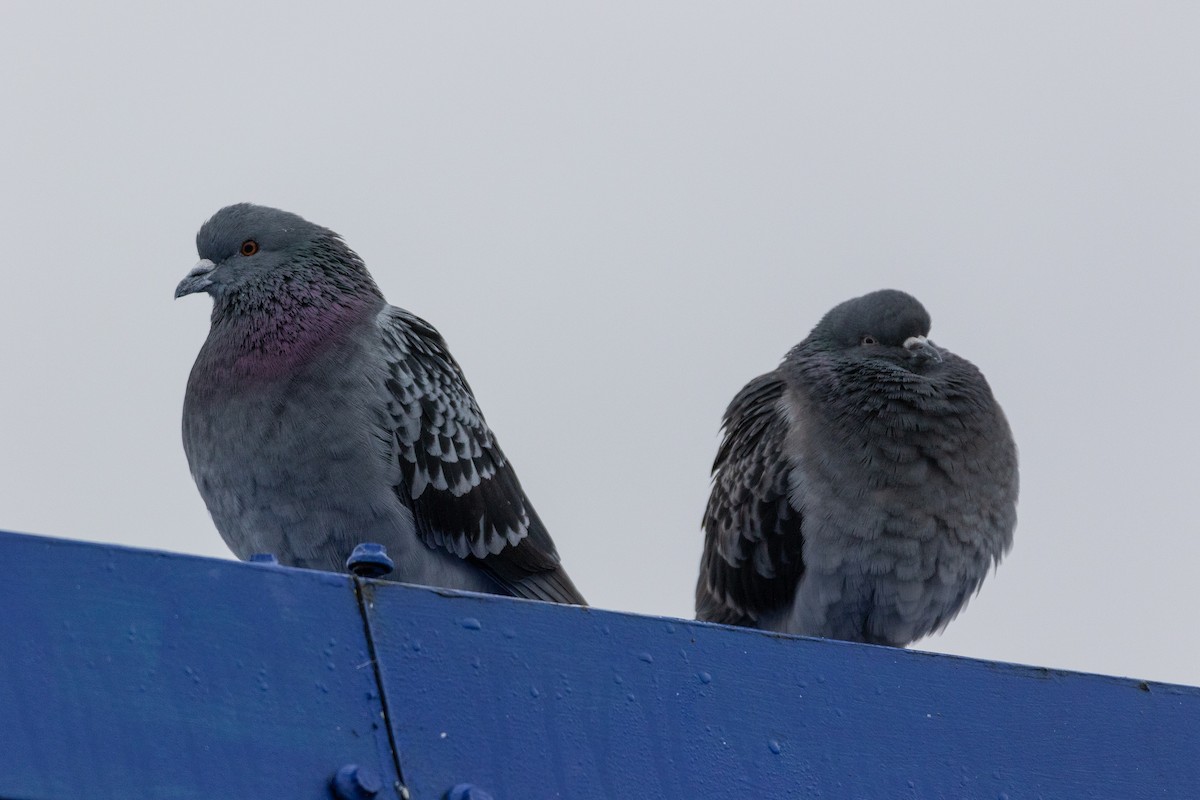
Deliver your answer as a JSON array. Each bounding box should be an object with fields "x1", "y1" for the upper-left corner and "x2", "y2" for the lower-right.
[
  {"x1": 377, "y1": 307, "x2": 585, "y2": 605},
  {"x1": 696, "y1": 371, "x2": 805, "y2": 626}
]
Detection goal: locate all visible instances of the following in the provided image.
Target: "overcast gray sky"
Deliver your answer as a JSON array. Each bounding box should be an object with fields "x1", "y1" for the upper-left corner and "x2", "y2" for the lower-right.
[{"x1": 1, "y1": 2, "x2": 1197, "y2": 686}]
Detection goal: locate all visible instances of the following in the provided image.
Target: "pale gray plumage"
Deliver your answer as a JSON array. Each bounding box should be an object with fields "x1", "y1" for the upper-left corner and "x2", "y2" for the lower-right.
[
  {"x1": 177, "y1": 203, "x2": 584, "y2": 604},
  {"x1": 696, "y1": 289, "x2": 1017, "y2": 645}
]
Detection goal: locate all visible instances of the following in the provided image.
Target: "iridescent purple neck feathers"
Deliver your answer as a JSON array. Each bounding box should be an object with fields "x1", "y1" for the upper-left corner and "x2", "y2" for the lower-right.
[{"x1": 198, "y1": 273, "x2": 381, "y2": 383}]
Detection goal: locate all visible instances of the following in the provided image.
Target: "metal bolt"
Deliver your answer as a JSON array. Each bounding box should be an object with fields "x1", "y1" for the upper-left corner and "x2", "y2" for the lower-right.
[
  {"x1": 447, "y1": 784, "x2": 495, "y2": 800},
  {"x1": 346, "y1": 543, "x2": 394, "y2": 579},
  {"x1": 249, "y1": 553, "x2": 279, "y2": 565},
  {"x1": 331, "y1": 764, "x2": 381, "y2": 799}
]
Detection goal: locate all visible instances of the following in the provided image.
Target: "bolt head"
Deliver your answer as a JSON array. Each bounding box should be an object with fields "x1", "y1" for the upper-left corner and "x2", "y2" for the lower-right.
[
  {"x1": 346, "y1": 542, "x2": 395, "y2": 579},
  {"x1": 332, "y1": 764, "x2": 381, "y2": 799}
]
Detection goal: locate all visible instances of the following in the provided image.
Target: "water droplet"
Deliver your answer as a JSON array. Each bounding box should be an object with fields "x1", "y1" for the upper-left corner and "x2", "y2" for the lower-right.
[
  {"x1": 768, "y1": 740, "x2": 782, "y2": 755},
  {"x1": 530, "y1": 686, "x2": 540, "y2": 698},
  {"x1": 461, "y1": 617, "x2": 482, "y2": 631},
  {"x1": 637, "y1": 652, "x2": 654, "y2": 664},
  {"x1": 699, "y1": 671, "x2": 713, "y2": 684}
]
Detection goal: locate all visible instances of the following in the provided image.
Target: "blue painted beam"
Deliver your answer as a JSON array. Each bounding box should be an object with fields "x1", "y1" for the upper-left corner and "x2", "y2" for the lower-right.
[
  {"x1": 363, "y1": 579, "x2": 1200, "y2": 798},
  {"x1": 1, "y1": 529, "x2": 1197, "y2": 800},
  {"x1": 0, "y1": 531, "x2": 400, "y2": 800}
]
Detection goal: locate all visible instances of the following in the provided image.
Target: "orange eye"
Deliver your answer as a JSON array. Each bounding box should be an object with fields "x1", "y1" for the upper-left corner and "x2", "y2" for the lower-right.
[{"x1": 240, "y1": 240, "x2": 259, "y2": 256}]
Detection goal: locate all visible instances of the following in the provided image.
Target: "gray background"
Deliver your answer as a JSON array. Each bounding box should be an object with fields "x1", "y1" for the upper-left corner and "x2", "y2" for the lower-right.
[{"x1": 2, "y1": 3, "x2": 1196, "y2": 685}]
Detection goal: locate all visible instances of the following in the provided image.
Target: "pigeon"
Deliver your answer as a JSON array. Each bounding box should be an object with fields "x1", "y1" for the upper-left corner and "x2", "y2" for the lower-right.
[
  {"x1": 696, "y1": 289, "x2": 1016, "y2": 645},
  {"x1": 176, "y1": 203, "x2": 585, "y2": 604}
]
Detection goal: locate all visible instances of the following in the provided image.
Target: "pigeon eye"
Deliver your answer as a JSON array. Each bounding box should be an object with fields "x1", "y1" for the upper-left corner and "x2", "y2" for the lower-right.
[
  {"x1": 239, "y1": 240, "x2": 259, "y2": 256},
  {"x1": 861, "y1": 335, "x2": 878, "y2": 346}
]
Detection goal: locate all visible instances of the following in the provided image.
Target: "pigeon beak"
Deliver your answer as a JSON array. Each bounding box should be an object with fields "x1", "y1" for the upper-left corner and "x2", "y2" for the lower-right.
[
  {"x1": 903, "y1": 335, "x2": 943, "y2": 364},
  {"x1": 175, "y1": 259, "x2": 217, "y2": 298}
]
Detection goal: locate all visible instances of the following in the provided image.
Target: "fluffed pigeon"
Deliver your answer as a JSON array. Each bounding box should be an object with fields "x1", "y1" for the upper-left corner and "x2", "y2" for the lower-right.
[
  {"x1": 176, "y1": 203, "x2": 585, "y2": 604},
  {"x1": 696, "y1": 289, "x2": 1016, "y2": 645}
]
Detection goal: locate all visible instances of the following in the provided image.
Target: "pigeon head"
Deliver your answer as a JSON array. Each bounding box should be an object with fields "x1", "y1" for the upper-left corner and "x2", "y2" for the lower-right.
[
  {"x1": 805, "y1": 289, "x2": 942, "y2": 370},
  {"x1": 175, "y1": 204, "x2": 381, "y2": 310}
]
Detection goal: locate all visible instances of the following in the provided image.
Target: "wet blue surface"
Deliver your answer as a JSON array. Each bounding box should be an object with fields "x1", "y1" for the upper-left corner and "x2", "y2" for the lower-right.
[
  {"x1": 2, "y1": 528, "x2": 1198, "y2": 800},
  {"x1": 0, "y1": 531, "x2": 400, "y2": 800},
  {"x1": 365, "y1": 581, "x2": 1200, "y2": 799}
]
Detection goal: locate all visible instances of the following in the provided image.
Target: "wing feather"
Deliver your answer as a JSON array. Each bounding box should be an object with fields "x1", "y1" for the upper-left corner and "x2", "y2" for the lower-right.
[
  {"x1": 377, "y1": 307, "x2": 585, "y2": 605},
  {"x1": 696, "y1": 371, "x2": 805, "y2": 625}
]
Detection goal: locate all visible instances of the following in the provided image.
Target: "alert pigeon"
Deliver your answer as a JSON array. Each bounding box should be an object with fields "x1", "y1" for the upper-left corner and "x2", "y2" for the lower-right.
[
  {"x1": 696, "y1": 289, "x2": 1016, "y2": 645},
  {"x1": 176, "y1": 203, "x2": 585, "y2": 604}
]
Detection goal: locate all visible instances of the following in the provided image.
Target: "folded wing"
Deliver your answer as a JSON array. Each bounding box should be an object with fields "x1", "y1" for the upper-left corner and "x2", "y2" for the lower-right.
[
  {"x1": 697, "y1": 372, "x2": 805, "y2": 626},
  {"x1": 377, "y1": 307, "x2": 585, "y2": 605}
]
